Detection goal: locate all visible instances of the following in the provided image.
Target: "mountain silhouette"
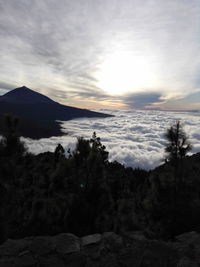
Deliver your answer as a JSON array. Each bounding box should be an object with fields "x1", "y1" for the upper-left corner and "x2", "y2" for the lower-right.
[
  {"x1": 0, "y1": 86, "x2": 55, "y2": 104},
  {"x1": 0, "y1": 86, "x2": 112, "y2": 139}
]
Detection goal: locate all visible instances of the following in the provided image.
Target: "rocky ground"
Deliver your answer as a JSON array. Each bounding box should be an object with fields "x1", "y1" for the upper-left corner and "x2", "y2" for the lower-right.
[{"x1": 0, "y1": 231, "x2": 200, "y2": 267}]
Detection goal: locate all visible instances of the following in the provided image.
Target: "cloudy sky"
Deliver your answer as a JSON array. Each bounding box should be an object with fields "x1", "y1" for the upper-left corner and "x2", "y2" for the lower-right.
[{"x1": 0, "y1": 0, "x2": 200, "y2": 110}]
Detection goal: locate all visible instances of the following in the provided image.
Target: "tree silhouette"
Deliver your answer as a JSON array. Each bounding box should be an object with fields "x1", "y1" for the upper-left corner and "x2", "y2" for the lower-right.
[
  {"x1": 54, "y1": 143, "x2": 65, "y2": 166},
  {"x1": 164, "y1": 121, "x2": 192, "y2": 162},
  {"x1": 90, "y1": 132, "x2": 108, "y2": 163},
  {"x1": 1, "y1": 114, "x2": 26, "y2": 157}
]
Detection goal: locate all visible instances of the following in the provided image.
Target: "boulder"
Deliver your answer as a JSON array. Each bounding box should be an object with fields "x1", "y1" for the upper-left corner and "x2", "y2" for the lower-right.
[
  {"x1": 101, "y1": 232, "x2": 123, "y2": 253},
  {"x1": 175, "y1": 232, "x2": 200, "y2": 244},
  {"x1": 1, "y1": 231, "x2": 200, "y2": 266},
  {"x1": 53, "y1": 233, "x2": 80, "y2": 254},
  {"x1": 174, "y1": 231, "x2": 200, "y2": 261},
  {"x1": 81, "y1": 234, "x2": 102, "y2": 247},
  {"x1": 127, "y1": 231, "x2": 147, "y2": 241},
  {"x1": 122, "y1": 231, "x2": 147, "y2": 248},
  {"x1": 14, "y1": 250, "x2": 36, "y2": 267},
  {"x1": 0, "y1": 238, "x2": 30, "y2": 257},
  {"x1": 29, "y1": 236, "x2": 53, "y2": 256}
]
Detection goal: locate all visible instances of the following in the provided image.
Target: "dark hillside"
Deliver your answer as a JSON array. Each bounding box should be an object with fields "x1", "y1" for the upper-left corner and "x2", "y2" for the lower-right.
[
  {"x1": 0, "y1": 86, "x2": 112, "y2": 138},
  {"x1": 0, "y1": 114, "x2": 62, "y2": 139},
  {"x1": 0, "y1": 123, "x2": 200, "y2": 243},
  {"x1": 143, "y1": 153, "x2": 200, "y2": 238}
]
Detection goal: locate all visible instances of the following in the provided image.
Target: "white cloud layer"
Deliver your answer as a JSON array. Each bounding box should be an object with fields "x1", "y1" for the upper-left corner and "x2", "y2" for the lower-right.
[{"x1": 22, "y1": 110, "x2": 200, "y2": 170}]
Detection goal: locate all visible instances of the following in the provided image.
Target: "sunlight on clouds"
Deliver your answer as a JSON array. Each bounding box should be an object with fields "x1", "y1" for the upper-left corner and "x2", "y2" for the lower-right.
[
  {"x1": 0, "y1": 0, "x2": 200, "y2": 109},
  {"x1": 96, "y1": 50, "x2": 158, "y2": 95}
]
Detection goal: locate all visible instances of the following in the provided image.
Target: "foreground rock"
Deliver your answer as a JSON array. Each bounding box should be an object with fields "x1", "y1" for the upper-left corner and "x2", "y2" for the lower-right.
[{"x1": 0, "y1": 231, "x2": 200, "y2": 266}]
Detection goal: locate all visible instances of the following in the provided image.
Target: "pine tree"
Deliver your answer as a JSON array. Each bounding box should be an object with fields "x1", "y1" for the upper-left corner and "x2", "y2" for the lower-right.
[{"x1": 164, "y1": 121, "x2": 192, "y2": 162}]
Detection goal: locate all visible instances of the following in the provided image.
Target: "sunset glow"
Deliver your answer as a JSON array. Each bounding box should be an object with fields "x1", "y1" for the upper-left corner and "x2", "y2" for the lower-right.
[
  {"x1": 97, "y1": 51, "x2": 158, "y2": 95},
  {"x1": 0, "y1": 0, "x2": 199, "y2": 110}
]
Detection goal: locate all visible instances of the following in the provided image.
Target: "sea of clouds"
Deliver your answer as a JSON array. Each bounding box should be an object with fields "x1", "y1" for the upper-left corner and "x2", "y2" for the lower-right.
[{"x1": 22, "y1": 110, "x2": 200, "y2": 170}]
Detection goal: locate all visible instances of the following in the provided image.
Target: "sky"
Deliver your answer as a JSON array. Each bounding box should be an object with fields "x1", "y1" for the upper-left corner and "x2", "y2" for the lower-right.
[{"x1": 0, "y1": 0, "x2": 200, "y2": 110}]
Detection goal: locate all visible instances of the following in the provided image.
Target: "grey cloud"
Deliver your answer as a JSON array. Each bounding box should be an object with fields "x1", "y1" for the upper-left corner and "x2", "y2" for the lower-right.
[
  {"x1": 0, "y1": 0, "x2": 105, "y2": 88},
  {"x1": 162, "y1": 91, "x2": 200, "y2": 110},
  {"x1": 0, "y1": 81, "x2": 16, "y2": 92},
  {"x1": 123, "y1": 92, "x2": 163, "y2": 109},
  {"x1": 65, "y1": 89, "x2": 113, "y2": 101},
  {"x1": 42, "y1": 88, "x2": 69, "y2": 102},
  {"x1": 45, "y1": 85, "x2": 114, "y2": 103}
]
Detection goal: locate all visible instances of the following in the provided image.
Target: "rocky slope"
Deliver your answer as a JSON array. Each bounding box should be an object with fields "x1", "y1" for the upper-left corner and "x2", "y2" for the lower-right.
[{"x1": 0, "y1": 231, "x2": 200, "y2": 267}]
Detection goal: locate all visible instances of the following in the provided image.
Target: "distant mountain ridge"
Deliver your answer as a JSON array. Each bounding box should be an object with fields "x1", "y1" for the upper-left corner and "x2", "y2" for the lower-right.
[
  {"x1": 0, "y1": 86, "x2": 112, "y2": 139},
  {"x1": 0, "y1": 86, "x2": 55, "y2": 104}
]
